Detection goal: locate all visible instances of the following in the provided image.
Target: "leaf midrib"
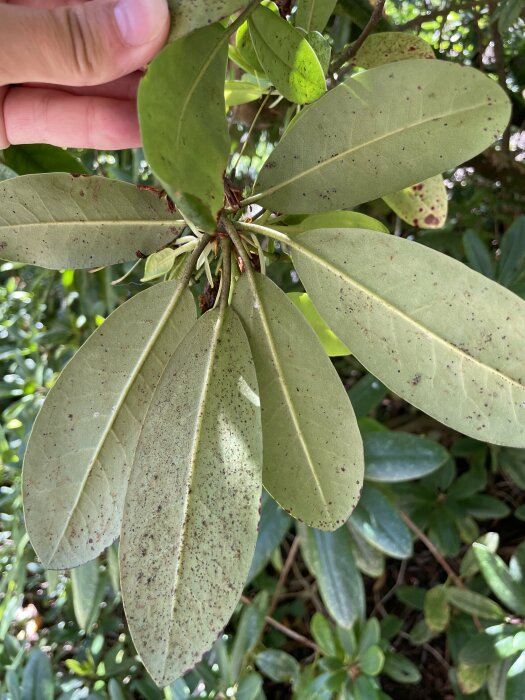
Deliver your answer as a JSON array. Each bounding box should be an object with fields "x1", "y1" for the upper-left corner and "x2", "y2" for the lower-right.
[
  {"x1": 46, "y1": 284, "x2": 187, "y2": 567},
  {"x1": 255, "y1": 96, "x2": 501, "y2": 201},
  {"x1": 247, "y1": 275, "x2": 332, "y2": 517},
  {"x1": 293, "y1": 235, "x2": 525, "y2": 393},
  {"x1": 163, "y1": 309, "x2": 225, "y2": 677},
  {"x1": 0, "y1": 219, "x2": 175, "y2": 232}
]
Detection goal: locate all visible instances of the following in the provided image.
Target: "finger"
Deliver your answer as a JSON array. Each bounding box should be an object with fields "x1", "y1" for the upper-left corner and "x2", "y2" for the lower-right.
[
  {"x1": 4, "y1": 87, "x2": 141, "y2": 149},
  {"x1": 0, "y1": 0, "x2": 169, "y2": 87},
  {"x1": 23, "y1": 71, "x2": 142, "y2": 100},
  {"x1": 1, "y1": 0, "x2": 91, "y2": 7}
]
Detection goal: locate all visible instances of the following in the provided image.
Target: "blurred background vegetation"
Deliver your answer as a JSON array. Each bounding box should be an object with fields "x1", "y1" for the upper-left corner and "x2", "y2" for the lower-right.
[{"x1": 1, "y1": 0, "x2": 525, "y2": 698}]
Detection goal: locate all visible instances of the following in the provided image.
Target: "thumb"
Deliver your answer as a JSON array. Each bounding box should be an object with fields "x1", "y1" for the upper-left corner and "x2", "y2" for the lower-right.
[{"x1": 0, "y1": 0, "x2": 170, "y2": 87}]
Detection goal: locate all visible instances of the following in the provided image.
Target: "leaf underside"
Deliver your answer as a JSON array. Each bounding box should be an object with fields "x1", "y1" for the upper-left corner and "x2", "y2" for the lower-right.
[
  {"x1": 232, "y1": 272, "x2": 363, "y2": 530},
  {"x1": 167, "y1": 0, "x2": 249, "y2": 41},
  {"x1": 292, "y1": 228, "x2": 525, "y2": 447},
  {"x1": 254, "y1": 59, "x2": 510, "y2": 214},
  {"x1": 0, "y1": 174, "x2": 181, "y2": 269},
  {"x1": 120, "y1": 307, "x2": 262, "y2": 687},
  {"x1": 23, "y1": 282, "x2": 196, "y2": 570}
]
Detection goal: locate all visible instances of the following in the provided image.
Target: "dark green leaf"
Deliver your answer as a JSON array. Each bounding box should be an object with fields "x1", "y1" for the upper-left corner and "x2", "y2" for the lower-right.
[
  {"x1": 255, "y1": 649, "x2": 301, "y2": 685},
  {"x1": 247, "y1": 492, "x2": 291, "y2": 583},
  {"x1": 363, "y1": 432, "x2": 448, "y2": 483},
  {"x1": 3, "y1": 144, "x2": 87, "y2": 175},
  {"x1": 463, "y1": 230, "x2": 495, "y2": 279},
  {"x1": 295, "y1": 0, "x2": 338, "y2": 32}
]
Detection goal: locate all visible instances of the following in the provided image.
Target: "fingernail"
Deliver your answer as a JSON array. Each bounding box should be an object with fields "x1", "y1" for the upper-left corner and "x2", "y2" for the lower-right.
[{"x1": 114, "y1": 0, "x2": 169, "y2": 46}]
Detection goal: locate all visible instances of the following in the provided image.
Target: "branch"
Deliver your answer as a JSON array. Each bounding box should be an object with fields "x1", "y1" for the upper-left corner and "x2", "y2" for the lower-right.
[{"x1": 331, "y1": 0, "x2": 386, "y2": 77}]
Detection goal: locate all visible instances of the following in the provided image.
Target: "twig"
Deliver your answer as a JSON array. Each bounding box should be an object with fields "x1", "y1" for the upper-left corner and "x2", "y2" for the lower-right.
[
  {"x1": 268, "y1": 536, "x2": 300, "y2": 617},
  {"x1": 219, "y1": 237, "x2": 232, "y2": 310},
  {"x1": 331, "y1": 0, "x2": 386, "y2": 77},
  {"x1": 226, "y1": 0, "x2": 262, "y2": 37},
  {"x1": 241, "y1": 595, "x2": 320, "y2": 653},
  {"x1": 399, "y1": 511, "x2": 464, "y2": 589}
]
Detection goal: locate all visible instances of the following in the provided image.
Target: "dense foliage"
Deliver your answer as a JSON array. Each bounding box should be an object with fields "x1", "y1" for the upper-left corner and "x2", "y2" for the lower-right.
[{"x1": 1, "y1": 0, "x2": 525, "y2": 698}]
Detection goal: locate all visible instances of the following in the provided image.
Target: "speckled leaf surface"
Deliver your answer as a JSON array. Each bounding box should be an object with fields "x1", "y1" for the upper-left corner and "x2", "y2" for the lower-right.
[
  {"x1": 232, "y1": 272, "x2": 363, "y2": 530},
  {"x1": 253, "y1": 60, "x2": 510, "y2": 214},
  {"x1": 0, "y1": 174, "x2": 181, "y2": 269},
  {"x1": 248, "y1": 5, "x2": 326, "y2": 104},
  {"x1": 291, "y1": 228, "x2": 525, "y2": 447},
  {"x1": 138, "y1": 25, "x2": 229, "y2": 231},
  {"x1": 167, "y1": 0, "x2": 248, "y2": 41},
  {"x1": 295, "y1": 0, "x2": 338, "y2": 33},
  {"x1": 351, "y1": 32, "x2": 435, "y2": 68},
  {"x1": 120, "y1": 307, "x2": 262, "y2": 687},
  {"x1": 383, "y1": 175, "x2": 448, "y2": 229},
  {"x1": 23, "y1": 282, "x2": 196, "y2": 570}
]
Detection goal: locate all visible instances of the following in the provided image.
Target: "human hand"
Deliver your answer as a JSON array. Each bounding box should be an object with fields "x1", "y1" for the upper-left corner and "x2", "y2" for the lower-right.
[{"x1": 0, "y1": 0, "x2": 170, "y2": 150}]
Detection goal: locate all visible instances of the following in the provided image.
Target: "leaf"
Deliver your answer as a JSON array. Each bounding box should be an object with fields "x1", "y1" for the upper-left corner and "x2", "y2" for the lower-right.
[
  {"x1": 0, "y1": 163, "x2": 17, "y2": 181},
  {"x1": 446, "y1": 587, "x2": 506, "y2": 620},
  {"x1": 276, "y1": 211, "x2": 389, "y2": 234},
  {"x1": 231, "y1": 592, "x2": 270, "y2": 679},
  {"x1": 291, "y1": 228, "x2": 525, "y2": 447},
  {"x1": 23, "y1": 281, "x2": 196, "y2": 569},
  {"x1": 382, "y1": 652, "x2": 421, "y2": 684},
  {"x1": 310, "y1": 612, "x2": 339, "y2": 656},
  {"x1": 255, "y1": 649, "x2": 301, "y2": 685},
  {"x1": 138, "y1": 24, "x2": 229, "y2": 231},
  {"x1": 498, "y1": 217, "x2": 525, "y2": 288},
  {"x1": 347, "y1": 519, "x2": 385, "y2": 578},
  {"x1": 70, "y1": 559, "x2": 104, "y2": 630},
  {"x1": 141, "y1": 249, "x2": 177, "y2": 282},
  {"x1": 507, "y1": 651, "x2": 525, "y2": 700},
  {"x1": 359, "y1": 646, "x2": 385, "y2": 677},
  {"x1": 247, "y1": 492, "x2": 291, "y2": 583},
  {"x1": 500, "y1": 448, "x2": 525, "y2": 489},
  {"x1": 225, "y1": 80, "x2": 266, "y2": 107},
  {"x1": 288, "y1": 292, "x2": 350, "y2": 356},
  {"x1": 236, "y1": 673, "x2": 264, "y2": 700},
  {"x1": 348, "y1": 374, "x2": 388, "y2": 418},
  {"x1": 3, "y1": 144, "x2": 87, "y2": 175},
  {"x1": 456, "y1": 663, "x2": 488, "y2": 695},
  {"x1": 21, "y1": 649, "x2": 53, "y2": 700},
  {"x1": 349, "y1": 485, "x2": 412, "y2": 559},
  {"x1": 463, "y1": 230, "x2": 495, "y2": 279},
  {"x1": 351, "y1": 32, "x2": 435, "y2": 68},
  {"x1": 363, "y1": 432, "x2": 448, "y2": 483},
  {"x1": 383, "y1": 175, "x2": 448, "y2": 230},
  {"x1": 167, "y1": 0, "x2": 250, "y2": 41},
  {"x1": 424, "y1": 585, "x2": 450, "y2": 632},
  {"x1": 120, "y1": 307, "x2": 262, "y2": 686},
  {"x1": 232, "y1": 272, "x2": 363, "y2": 530},
  {"x1": 460, "y1": 634, "x2": 501, "y2": 666},
  {"x1": 497, "y1": 0, "x2": 525, "y2": 32},
  {"x1": 253, "y1": 59, "x2": 510, "y2": 214},
  {"x1": 301, "y1": 526, "x2": 365, "y2": 627},
  {"x1": 474, "y1": 544, "x2": 525, "y2": 615},
  {"x1": 236, "y1": 19, "x2": 266, "y2": 75},
  {"x1": 0, "y1": 174, "x2": 180, "y2": 269},
  {"x1": 248, "y1": 6, "x2": 326, "y2": 104},
  {"x1": 295, "y1": 0, "x2": 338, "y2": 32},
  {"x1": 304, "y1": 31, "x2": 332, "y2": 75},
  {"x1": 487, "y1": 658, "x2": 512, "y2": 700}
]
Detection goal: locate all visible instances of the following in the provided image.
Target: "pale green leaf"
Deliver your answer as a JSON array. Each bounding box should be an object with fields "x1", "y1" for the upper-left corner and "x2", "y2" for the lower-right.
[
  {"x1": 275, "y1": 210, "x2": 389, "y2": 234},
  {"x1": 288, "y1": 292, "x2": 350, "y2": 356},
  {"x1": 70, "y1": 559, "x2": 103, "y2": 631},
  {"x1": 474, "y1": 544, "x2": 525, "y2": 615},
  {"x1": 120, "y1": 307, "x2": 262, "y2": 687},
  {"x1": 383, "y1": 175, "x2": 448, "y2": 229},
  {"x1": 255, "y1": 649, "x2": 300, "y2": 685},
  {"x1": 0, "y1": 174, "x2": 181, "y2": 269},
  {"x1": 23, "y1": 282, "x2": 196, "y2": 569},
  {"x1": 139, "y1": 24, "x2": 230, "y2": 231},
  {"x1": 236, "y1": 20, "x2": 266, "y2": 75},
  {"x1": 351, "y1": 32, "x2": 434, "y2": 68},
  {"x1": 295, "y1": 0, "x2": 337, "y2": 32},
  {"x1": 167, "y1": 0, "x2": 249, "y2": 40},
  {"x1": 141, "y1": 248, "x2": 177, "y2": 281},
  {"x1": 446, "y1": 587, "x2": 506, "y2": 620},
  {"x1": 350, "y1": 486, "x2": 412, "y2": 559},
  {"x1": 424, "y1": 585, "x2": 450, "y2": 632},
  {"x1": 363, "y1": 432, "x2": 448, "y2": 482},
  {"x1": 225, "y1": 80, "x2": 266, "y2": 107},
  {"x1": 249, "y1": 5, "x2": 326, "y2": 104},
  {"x1": 232, "y1": 272, "x2": 363, "y2": 530},
  {"x1": 359, "y1": 645, "x2": 385, "y2": 676},
  {"x1": 456, "y1": 663, "x2": 488, "y2": 695},
  {"x1": 291, "y1": 228, "x2": 525, "y2": 447},
  {"x1": 304, "y1": 31, "x2": 332, "y2": 75},
  {"x1": 0, "y1": 163, "x2": 17, "y2": 181},
  {"x1": 253, "y1": 60, "x2": 510, "y2": 213},
  {"x1": 382, "y1": 653, "x2": 421, "y2": 684},
  {"x1": 302, "y1": 526, "x2": 365, "y2": 627},
  {"x1": 347, "y1": 519, "x2": 385, "y2": 577}
]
